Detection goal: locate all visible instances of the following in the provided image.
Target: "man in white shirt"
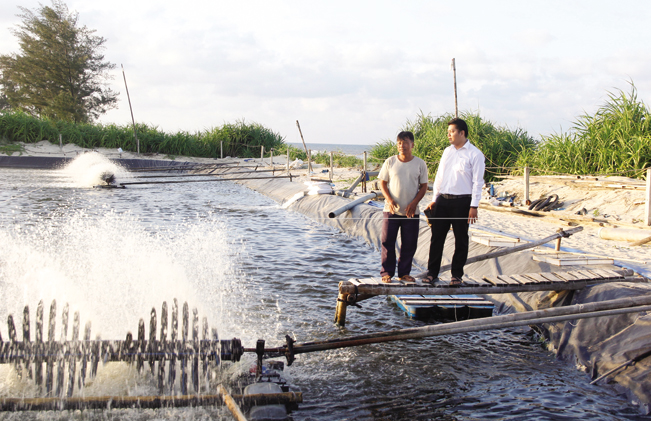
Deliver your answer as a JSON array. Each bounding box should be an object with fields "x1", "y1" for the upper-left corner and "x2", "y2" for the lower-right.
[
  {"x1": 424, "y1": 118, "x2": 485, "y2": 285},
  {"x1": 378, "y1": 131, "x2": 429, "y2": 283}
]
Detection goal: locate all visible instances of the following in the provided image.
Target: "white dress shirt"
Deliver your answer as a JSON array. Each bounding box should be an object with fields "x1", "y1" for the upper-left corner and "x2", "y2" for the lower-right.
[{"x1": 431, "y1": 140, "x2": 485, "y2": 208}]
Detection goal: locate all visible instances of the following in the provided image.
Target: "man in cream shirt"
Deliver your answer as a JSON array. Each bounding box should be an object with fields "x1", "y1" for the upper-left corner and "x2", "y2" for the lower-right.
[
  {"x1": 378, "y1": 131, "x2": 429, "y2": 283},
  {"x1": 424, "y1": 118, "x2": 485, "y2": 285}
]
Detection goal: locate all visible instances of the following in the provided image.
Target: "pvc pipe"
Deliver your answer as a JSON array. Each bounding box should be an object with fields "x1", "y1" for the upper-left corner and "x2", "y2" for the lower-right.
[
  {"x1": 598, "y1": 227, "x2": 651, "y2": 242},
  {"x1": 328, "y1": 192, "x2": 378, "y2": 218}
]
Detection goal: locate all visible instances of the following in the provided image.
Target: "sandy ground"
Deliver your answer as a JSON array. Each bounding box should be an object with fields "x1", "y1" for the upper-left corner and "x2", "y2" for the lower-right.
[{"x1": 10, "y1": 141, "x2": 651, "y2": 276}]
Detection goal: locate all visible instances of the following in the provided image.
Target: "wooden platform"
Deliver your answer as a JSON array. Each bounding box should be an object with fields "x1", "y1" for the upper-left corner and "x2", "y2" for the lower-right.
[
  {"x1": 334, "y1": 268, "x2": 646, "y2": 326},
  {"x1": 471, "y1": 235, "x2": 525, "y2": 248},
  {"x1": 532, "y1": 253, "x2": 614, "y2": 266},
  {"x1": 390, "y1": 294, "x2": 494, "y2": 320}
]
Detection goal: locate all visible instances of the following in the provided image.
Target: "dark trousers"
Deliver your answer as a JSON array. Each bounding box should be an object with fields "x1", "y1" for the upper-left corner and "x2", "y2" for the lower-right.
[
  {"x1": 427, "y1": 196, "x2": 471, "y2": 278},
  {"x1": 381, "y1": 212, "x2": 420, "y2": 278}
]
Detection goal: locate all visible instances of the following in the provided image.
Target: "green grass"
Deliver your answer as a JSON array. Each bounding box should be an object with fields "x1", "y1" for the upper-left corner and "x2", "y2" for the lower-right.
[
  {"x1": 370, "y1": 111, "x2": 536, "y2": 181},
  {"x1": 0, "y1": 111, "x2": 285, "y2": 159},
  {"x1": 0, "y1": 141, "x2": 24, "y2": 155},
  {"x1": 516, "y1": 83, "x2": 651, "y2": 178}
]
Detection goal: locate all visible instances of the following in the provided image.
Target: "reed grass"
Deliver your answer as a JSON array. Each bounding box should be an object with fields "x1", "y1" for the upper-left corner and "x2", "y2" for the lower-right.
[
  {"x1": 370, "y1": 111, "x2": 536, "y2": 181},
  {"x1": 516, "y1": 84, "x2": 651, "y2": 177},
  {"x1": 0, "y1": 111, "x2": 285, "y2": 159}
]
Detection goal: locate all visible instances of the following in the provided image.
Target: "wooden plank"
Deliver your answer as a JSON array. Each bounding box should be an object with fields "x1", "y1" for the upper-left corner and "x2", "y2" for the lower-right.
[
  {"x1": 564, "y1": 271, "x2": 590, "y2": 281},
  {"x1": 595, "y1": 268, "x2": 626, "y2": 279},
  {"x1": 349, "y1": 279, "x2": 362, "y2": 286},
  {"x1": 510, "y1": 274, "x2": 534, "y2": 285},
  {"x1": 522, "y1": 273, "x2": 551, "y2": 284},
  {"x1": 587, "y1": 269, "x2": 621, "y2": 280},
  {"x1": 538, "y1": 272, "x2": 569, "y2": 283},
  {"x1": 552, "y1": 271, "x2": 580, "y2": 282},
  {"x1": 460, "y1": 275, "x2": 481, "y2": 286},
  {"x1": 482, "y1": 275, "x2": 509, "y2": 287},
  {"x1": 575, "y1": 270, "x2": 603, "y2": 280},
  {"x1": 497, "y1": 275, "x2": 522, "y2": 285},
  {"x1": 466, "y1": 275, "x2": 493, "y2": 286}
]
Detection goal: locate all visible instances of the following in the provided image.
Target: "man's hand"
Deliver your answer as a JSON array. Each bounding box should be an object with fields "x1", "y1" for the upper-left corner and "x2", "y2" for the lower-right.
[
  {"x1": 468, "y1": 207, "x2": 478, "y2": 224},
  {"x1": 405, "y1": 201, "x2": 418, "y2": 218},
  {"x1": 425, "y1": 201, "x2": 436, "y2": 211}
]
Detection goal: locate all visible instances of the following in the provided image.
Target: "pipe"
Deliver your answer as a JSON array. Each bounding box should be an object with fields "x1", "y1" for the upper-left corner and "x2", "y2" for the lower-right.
[
  {"x1": 119, "y1": 175, "x2": 293, "y2": 186},
  {"x1": 434, "y1": 226, "x2": 583, "y2": 274},
  {"x1": 132, "y1": 169, "x2": 271, "y2": 179},
  {"x1": 257, "y1": 295, "x2": 651, "y2": 358},
  {"x1": 328, "y1": 192, "x2": 378, "y2": 218},
  {"x1": 0, "y1": 391, "x2": 302, "y2": 411},
  {"x1": 598, "y1": 227, "x2": 651, "y2": 242}
]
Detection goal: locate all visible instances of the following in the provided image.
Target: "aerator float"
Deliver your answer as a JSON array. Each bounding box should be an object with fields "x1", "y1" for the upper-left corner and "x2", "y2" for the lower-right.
[{"x1": 0, "y1": 299, "x2": 300, "y2": 419}]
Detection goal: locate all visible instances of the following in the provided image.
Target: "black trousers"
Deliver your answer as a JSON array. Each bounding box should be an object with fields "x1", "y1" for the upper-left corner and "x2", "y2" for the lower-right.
[{"x1": 427, "y1": 196, "x2": 471, "y2": 278}]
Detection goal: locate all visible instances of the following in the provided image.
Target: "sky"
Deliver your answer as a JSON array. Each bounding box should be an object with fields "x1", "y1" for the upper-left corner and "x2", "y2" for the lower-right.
[{"x1": 1, "y1": 1, "x2": 650, "y2": 145}]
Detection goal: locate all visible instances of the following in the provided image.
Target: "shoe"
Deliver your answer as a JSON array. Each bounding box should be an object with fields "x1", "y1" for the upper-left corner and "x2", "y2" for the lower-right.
[
  {"x1": 422, "y1": 275, "x2": 438, "y2": 284},
  {"x1": 399, "y1": 275, "x2": 416, "y2": 283},
  {"x1": 381, "y1": 275, "x2": 392, "y2": 283},
  {"x1": 450, "y1": 277, "x2": 464, "y2": 286}
]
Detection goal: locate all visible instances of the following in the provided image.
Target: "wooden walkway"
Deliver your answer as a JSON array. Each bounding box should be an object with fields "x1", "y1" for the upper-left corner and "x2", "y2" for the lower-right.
[{"x1": 335, "y1": 268, "x2": 645, "y2": 326}]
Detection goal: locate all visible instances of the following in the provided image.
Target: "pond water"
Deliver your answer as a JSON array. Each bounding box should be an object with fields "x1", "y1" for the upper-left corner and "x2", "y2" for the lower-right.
[{"x1": 0, "y1": 154, "x2": 643, "y2": 420}]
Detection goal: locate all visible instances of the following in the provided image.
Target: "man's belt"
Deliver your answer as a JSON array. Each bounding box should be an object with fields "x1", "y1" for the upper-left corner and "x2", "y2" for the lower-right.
[{"x1": 440, "y1": 194, "x2": 472, "y2": 199}]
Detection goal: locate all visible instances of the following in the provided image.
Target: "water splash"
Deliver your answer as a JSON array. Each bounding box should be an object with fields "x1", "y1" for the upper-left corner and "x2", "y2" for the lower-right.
[{"x1": 61, "y1": 152, "x2": 129, "y2": 187}]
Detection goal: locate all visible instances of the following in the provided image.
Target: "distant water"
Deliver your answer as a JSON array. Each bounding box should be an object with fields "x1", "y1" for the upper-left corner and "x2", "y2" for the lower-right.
[{"x1": 288, "y1": 142, "x2": 373, "y2": 157}]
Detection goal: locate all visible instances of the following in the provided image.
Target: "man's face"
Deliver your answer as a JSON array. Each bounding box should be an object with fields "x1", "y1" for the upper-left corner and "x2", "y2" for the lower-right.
[
  {"x1": 447, "y1": 125, "x2": 466, "y2": 147},
  {"x1": 397, "y1": 138, "x2": 414, "y2": 155}
]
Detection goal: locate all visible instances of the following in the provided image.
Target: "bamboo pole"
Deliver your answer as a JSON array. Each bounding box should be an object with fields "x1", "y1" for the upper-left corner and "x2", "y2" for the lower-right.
[
  {"x1": 260, "y1": 145, "x2": 264, "y2": 162},
  {"x1": 217, "y1": 385, "x2": 248, "y2": 421},
  {"x1": 277, "y1": 296, "x2": 651, "y2": 356},
  {"x1": 220, "y1": 141, "x2": 223, "y2": 159},
  {"x1": 452, "y1": 58, "x2": 458, "y2": 118},
  {"x1": 330, "y1": 151, "x2": 334, "y2": 182},
  {"x1": 0, "y1": 391, "x2": 302, "y2": 411},
  {"x1": 307, "y1": 149, "x2": 312, "y2": 174},
  {"x1": 435, "y1": 227, "x2": 583, "y2": 274},
  {"x1": 524, "y1": 166, "x2": 530, "y2": 205},
  {"x1": 121, "y1": 64, "x2": 139, "y2": 155},
  {"x1": 286, "y1": 148, "x2": 290, "y2": 172},
  {"x1": 329, "y1": 192, "x2": 379, "y2": 218},
  {"x1": 646, "y1": 168, "x2": 651, "y2": 226},
  {"x1": 362, "y1": 152, "x2": 367, "y2": 193},
  {"x1": 295, "y1": 120, "x2": 309, "y2": 157}
]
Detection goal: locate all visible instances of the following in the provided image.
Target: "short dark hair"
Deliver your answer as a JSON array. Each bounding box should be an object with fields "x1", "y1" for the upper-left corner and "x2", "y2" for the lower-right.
[
  {"x1": 448, "y1": 118, "x2": 468, "y2": 138},
  {"x1": 397, "y1": 131, "x2": 414, "y2": 143}
]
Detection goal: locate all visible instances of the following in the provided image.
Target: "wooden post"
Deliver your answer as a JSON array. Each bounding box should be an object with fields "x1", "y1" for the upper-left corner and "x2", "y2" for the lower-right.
[
  {"x1": 452, "y1": 58, "x2": 458, "y2": 118},
  {"x1": 270, "y1": 149, "x2": 274, "y2": 175},
  {"x1": 524, "y1": 166, "x2": 530, "y2": 205},
  {"x1": 330, "y1": 151, "x2": 334, "y2": 182},
  {"x1": 334, "y1": 292, "x2": 348, "y2": 327},
  {"x1": 220, "y1": 141, "x2": 223, "y2": 159},
  {"x1": 362, "y1": 151, "x2": 367, "y2": 193},
  {"x1": 307, "y1": 149, "x2": 312, "y2": 174},
  {"x1": 646, "y1": 168, "x2": 651, "y2": 226},
  {"x1": 59, "y1": 134, "x2": 63, "y2": 154},
  {"x1": 287, "y1": 148, "x2": 290, "y2": 172},
  {"x1": 260, "y1": 145, "x2": 264, "y2": 162},
  {"x1": 555, "y1": 237, "x2": 562, "y2": 251}
]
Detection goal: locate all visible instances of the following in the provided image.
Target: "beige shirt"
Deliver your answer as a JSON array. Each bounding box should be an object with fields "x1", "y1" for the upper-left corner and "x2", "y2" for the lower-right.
[{"x1": 378, "y1": 155, "x2": 429, "y2": 215}]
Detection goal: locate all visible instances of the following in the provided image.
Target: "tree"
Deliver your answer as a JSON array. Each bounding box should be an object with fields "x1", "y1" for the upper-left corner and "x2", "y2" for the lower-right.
[{"x1": 0, "y1": 1, "x2": 118, "y2": 123}]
